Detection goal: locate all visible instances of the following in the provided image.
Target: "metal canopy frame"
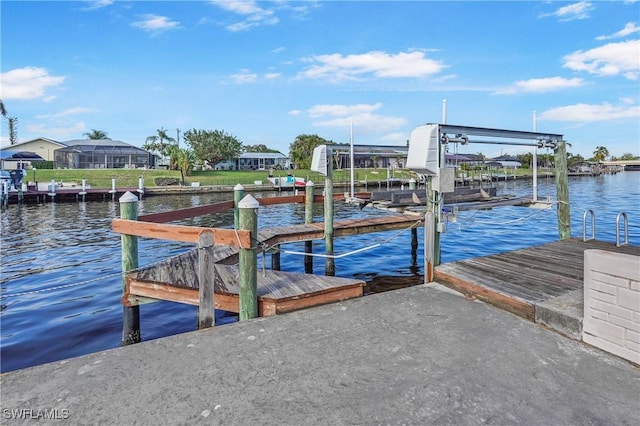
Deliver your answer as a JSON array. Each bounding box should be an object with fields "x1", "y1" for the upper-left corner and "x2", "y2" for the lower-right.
[{"x1": 435, "y1": 124, "x2": 563, "y2": 141}]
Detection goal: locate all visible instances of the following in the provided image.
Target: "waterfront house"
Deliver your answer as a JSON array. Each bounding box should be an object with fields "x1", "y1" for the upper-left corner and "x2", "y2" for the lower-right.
[
  {"x1": 54, "y1": 139, "x2": 155, "y2": 169},
  {"x1": 3, "y1": 138, "x2": 66, "y2": 163}
]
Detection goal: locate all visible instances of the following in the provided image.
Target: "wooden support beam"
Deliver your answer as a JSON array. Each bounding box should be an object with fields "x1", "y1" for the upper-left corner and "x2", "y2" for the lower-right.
[
  {"x1": 112, "y1": 219, "x2": 251, "y2": 247},
  {"x1": 138, "y1": 200, "x2": 234, "y2": 223}
]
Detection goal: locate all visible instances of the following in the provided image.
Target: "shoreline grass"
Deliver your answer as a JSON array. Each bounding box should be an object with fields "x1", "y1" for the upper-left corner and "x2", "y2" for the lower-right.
[{"x1": 24, "y1": 167, "x2": 541, "y2": 189}]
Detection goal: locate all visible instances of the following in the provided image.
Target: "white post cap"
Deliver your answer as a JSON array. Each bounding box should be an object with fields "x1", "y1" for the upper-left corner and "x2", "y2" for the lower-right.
[
  {"x1": 238, "y1": 194, "x2": 259, "y2": 209},
  {"x1": 119, "y1": 191, "x2": 139, "y2": 203},
  {"x1": 234, "y1": 183, "x2": 244, "y2": 191}
]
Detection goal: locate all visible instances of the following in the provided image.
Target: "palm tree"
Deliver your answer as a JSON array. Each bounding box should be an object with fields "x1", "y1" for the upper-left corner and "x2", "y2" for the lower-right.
[
  {"x1": 83, "y1": 129, "x2": 110, "y2": 140},
  {"x1": 592, "y1": 146, "x2": 609, "y2": 162},
  {"x1": 144, "y1": 127, "x2": 177, "y2": 169}
]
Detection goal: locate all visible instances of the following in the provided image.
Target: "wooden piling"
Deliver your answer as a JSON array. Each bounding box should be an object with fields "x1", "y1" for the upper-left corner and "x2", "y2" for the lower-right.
[
  {"x1": 119, "y1": 191, "x2": 141, "y2": 345},
  {"x1": 424, "y1": 212, "x2": 435, "y2": 283},
  {"x1": 304, "y1": 181, "x2": 315, "y2": 274},
  {"x1": 233, "y1": 183, "x2": 244, "y2": 230},
  {"x1": 324, "y1": 151, "x2": 335, "y2": 276},
  {"x1": 554, "y1": 141, "x2": 571, "y2": 240},
  {"x1": 238, "y1": 194, "x2": 259, "y2": 320},
  {"x1": 198, "y1": 230, "x2": 215, "y2": 328}
]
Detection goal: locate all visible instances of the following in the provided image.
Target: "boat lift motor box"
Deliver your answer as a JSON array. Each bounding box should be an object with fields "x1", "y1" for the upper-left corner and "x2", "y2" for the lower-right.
[
  {"x1": 406, "y1": 124, "x2": 440, "y2": 176},
  {"x1": 311, "y1": 145, "x2": 328, "y2": 176},
  {"x1": 406, "y1": 124, "x2": 455, "y2": 193}
]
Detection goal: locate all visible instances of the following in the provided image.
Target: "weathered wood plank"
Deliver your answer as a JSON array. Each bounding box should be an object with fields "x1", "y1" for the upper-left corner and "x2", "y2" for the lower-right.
[
  {"x1": 257, "y1": 195, "x2": 304, "y2": 205},
  {"x1": 138, "y1": 200, "x2": 234, "y2": 223},
  {"x1": 435, "y1": 238, "x2": 639, "y2": 322},
  {"x1": 434, "y1": 269, "x2": 536, "y2": 321},
  {"x1": 198, "y1": 230, "x2": 215, "y2": 328},
  {"x1": 112, "y1": 219, "x2": 251, "y2": 247},
  {"x1": 125, "y1": 266, "x2": 364, "y2": 317}
]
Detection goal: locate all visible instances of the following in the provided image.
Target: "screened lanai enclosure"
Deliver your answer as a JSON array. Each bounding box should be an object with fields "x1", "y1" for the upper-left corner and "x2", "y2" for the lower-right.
[{"x1": 54, "y1": 140, "x2": 155, "y2": 169}]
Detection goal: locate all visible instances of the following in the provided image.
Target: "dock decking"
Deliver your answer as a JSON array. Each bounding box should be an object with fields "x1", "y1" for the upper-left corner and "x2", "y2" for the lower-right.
[
  {"x1": 124, "y1": 213, "x2": 422, "y2": 316},
  {"x1": 435, "y1": 238, "x2": 640, "y2": 322}
]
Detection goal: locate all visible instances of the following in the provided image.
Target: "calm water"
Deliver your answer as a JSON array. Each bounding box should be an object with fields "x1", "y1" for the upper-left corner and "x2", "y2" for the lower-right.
[{"x1": 1, "y1": 173, "x2": 639, "y2": 372}]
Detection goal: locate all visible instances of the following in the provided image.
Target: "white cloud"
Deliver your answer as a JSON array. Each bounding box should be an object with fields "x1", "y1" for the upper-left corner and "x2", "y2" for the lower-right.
[
  {"x1": 229, "y1": 70, "x2": 258, "y2": 84},
  {"x1": 306, "y1": 103, "x2": 407, "y2": 134},
  {"x1": 264, "y1": 73, "x2": 281, "y2": 80},
  {"x1": 36, "y1": 107, "x2": 95, "y2": 119},
  {"x1": 299, "y1": 50, "x2": 446, "y2": 82},
  {"x1": 538, "y1": 101, "x2": 640, "y2": 122},
  {"x1": 83, "y1": 0, "x2": 113, "y2": 10},
  {"x1": 495, "y1": 77, "x2": 585, "y2": 95},
  {"x1": 307, "y1": 103, "x2": 382, "y2": 118},
  {"x1": 288, "y1": 109, "x2": 302, "y2": 116},
  {"x1": 0, "y1": 67, "x2": 65, "y2": 100},
  {"x1": 210, "y1": 0, "x2": 278, "y2": 31},
  {"x1": 539, "y1": 1, "x2": 593, "y2": 21},
  {"x1": 563, "y1": 39, "x2": 640, "y2": 80},
  {"x1": 131, "y1": 14, "x2": 181, "y2": 34},
  {"x1": 26, "y1": 121, "x2": 87, "y2": 138},
  {"x1": 271, "y1": 47, "x2": 286, "y2": 54},
  {"x1": 596, "y1": 22, "x2": 640, "y2": 40}
]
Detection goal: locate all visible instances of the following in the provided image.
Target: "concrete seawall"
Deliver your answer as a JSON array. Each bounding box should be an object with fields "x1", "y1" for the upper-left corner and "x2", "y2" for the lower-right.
[{"x1": 2, "y1": 284, "x2": 638, "y2": 425}]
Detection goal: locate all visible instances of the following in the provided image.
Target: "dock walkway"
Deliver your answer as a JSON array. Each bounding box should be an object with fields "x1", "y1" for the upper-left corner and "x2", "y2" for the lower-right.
[{"x1": 435, "y1": 238, "x2": 640, "y2": 338}]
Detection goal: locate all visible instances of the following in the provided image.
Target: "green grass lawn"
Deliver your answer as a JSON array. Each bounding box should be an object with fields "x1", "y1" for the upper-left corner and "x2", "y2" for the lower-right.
[{"x1": 26, "y1": 167, "x2": 539, "y2": 189}]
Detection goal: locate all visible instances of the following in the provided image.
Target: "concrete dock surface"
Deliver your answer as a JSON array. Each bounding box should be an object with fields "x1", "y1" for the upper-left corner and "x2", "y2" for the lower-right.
[{"x1": 1, "y1": 284, "x2": 639, "y2": 425}]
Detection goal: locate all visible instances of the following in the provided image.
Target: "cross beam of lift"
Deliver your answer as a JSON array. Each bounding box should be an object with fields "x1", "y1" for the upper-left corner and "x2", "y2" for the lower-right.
[
  {"x1": 437, "y1": 124, "x2": 563, "y2": 149},
  {"x1": 406, "y1": 123, "x2": 564, "y2": 177}
]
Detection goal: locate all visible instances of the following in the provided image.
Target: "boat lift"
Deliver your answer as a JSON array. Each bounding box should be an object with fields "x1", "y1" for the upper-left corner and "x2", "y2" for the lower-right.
[{"x1": 405, "y1": 123, "x2": 566, "y2": 273}]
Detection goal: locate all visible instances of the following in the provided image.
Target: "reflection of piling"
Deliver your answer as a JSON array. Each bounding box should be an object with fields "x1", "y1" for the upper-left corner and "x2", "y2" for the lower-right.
[
  {"x1": 48, "y1": 179, "x2": 56, "y2": 202},
  {"x1": 1, "y1": 181, "x2": 8, "y2": 208},
  {"x1": 411, "y1": 227, "x2": 418, "y2": 266},
  {"x1": 120, "y1": 192, "x2": 141, "y2": 345},
  {"x1": 79, "y1": 179, "x2": 87, "y2": 202},
  {"x1": 304, "y1": 181, "x2": 315, "y2": 274},
  {"x1": 238, "y1": 194, "x2": 259, "y2": 321}
]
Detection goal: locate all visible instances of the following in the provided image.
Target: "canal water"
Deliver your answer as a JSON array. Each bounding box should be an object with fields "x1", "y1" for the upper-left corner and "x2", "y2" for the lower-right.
[{"x1": 1, "y1": 173, "x2": 638, "y2": 372}]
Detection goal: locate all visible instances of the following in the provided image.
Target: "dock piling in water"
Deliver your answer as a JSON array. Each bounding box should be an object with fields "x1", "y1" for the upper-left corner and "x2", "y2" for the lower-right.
[
  {"x1": 555, "y1": 141, "x2": 571, "y2": 240},
  {"x1": 305, "y1": 181, "x2": 315, "y2": 274},
  {"x1": 324, "y1": 151, "x2": 335, "y2": 277},
  {"x1": 198, "y1": 230, "x2": 215, "y2": 328},
  {"x1": 238, "y1": 194, "x2": 259, "y2": 321},
  {"x1": 119, "y1": 191, "x2": 141, "y2": 345},
  {"x1": 233, "y1": 183, "x2": 244, "y2": 230}
]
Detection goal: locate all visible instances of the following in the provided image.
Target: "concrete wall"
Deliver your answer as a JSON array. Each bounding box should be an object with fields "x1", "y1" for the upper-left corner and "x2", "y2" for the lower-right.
[{"x1": 583, "y1": 249, "x2": 640, "y2": 364}]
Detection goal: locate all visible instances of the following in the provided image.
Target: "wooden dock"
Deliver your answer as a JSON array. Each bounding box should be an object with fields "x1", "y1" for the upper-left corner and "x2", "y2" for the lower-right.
[
  {"x1": 121, "y1": 212, "x2": 423, "y2": 316},
  {"x1": 435, "y1": 238, "x2": 640, "y2": 321}
]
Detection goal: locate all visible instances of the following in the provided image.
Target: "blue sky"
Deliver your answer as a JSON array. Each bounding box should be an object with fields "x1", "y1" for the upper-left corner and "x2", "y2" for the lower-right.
[{"x1": 1, "y1": 0, "x2": 639, "y2": 159}]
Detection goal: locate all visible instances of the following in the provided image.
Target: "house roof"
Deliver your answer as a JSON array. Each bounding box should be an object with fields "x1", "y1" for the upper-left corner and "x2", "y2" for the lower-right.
[
  {"x1": 8, "y1": 138, "x2": 67, "y2": 149},
  {"x1": 56, "y1": 140, "x2": 149, "y2": 155},
  {"x1": 0, "y1": 150, "x2": 45, "y2": 160},
  {"x1": 240, "y1": 152, "x2": 288, "y2": 159},
  {"x1": 61, "y1": 139, "x2": 136, "y2": 147}
]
